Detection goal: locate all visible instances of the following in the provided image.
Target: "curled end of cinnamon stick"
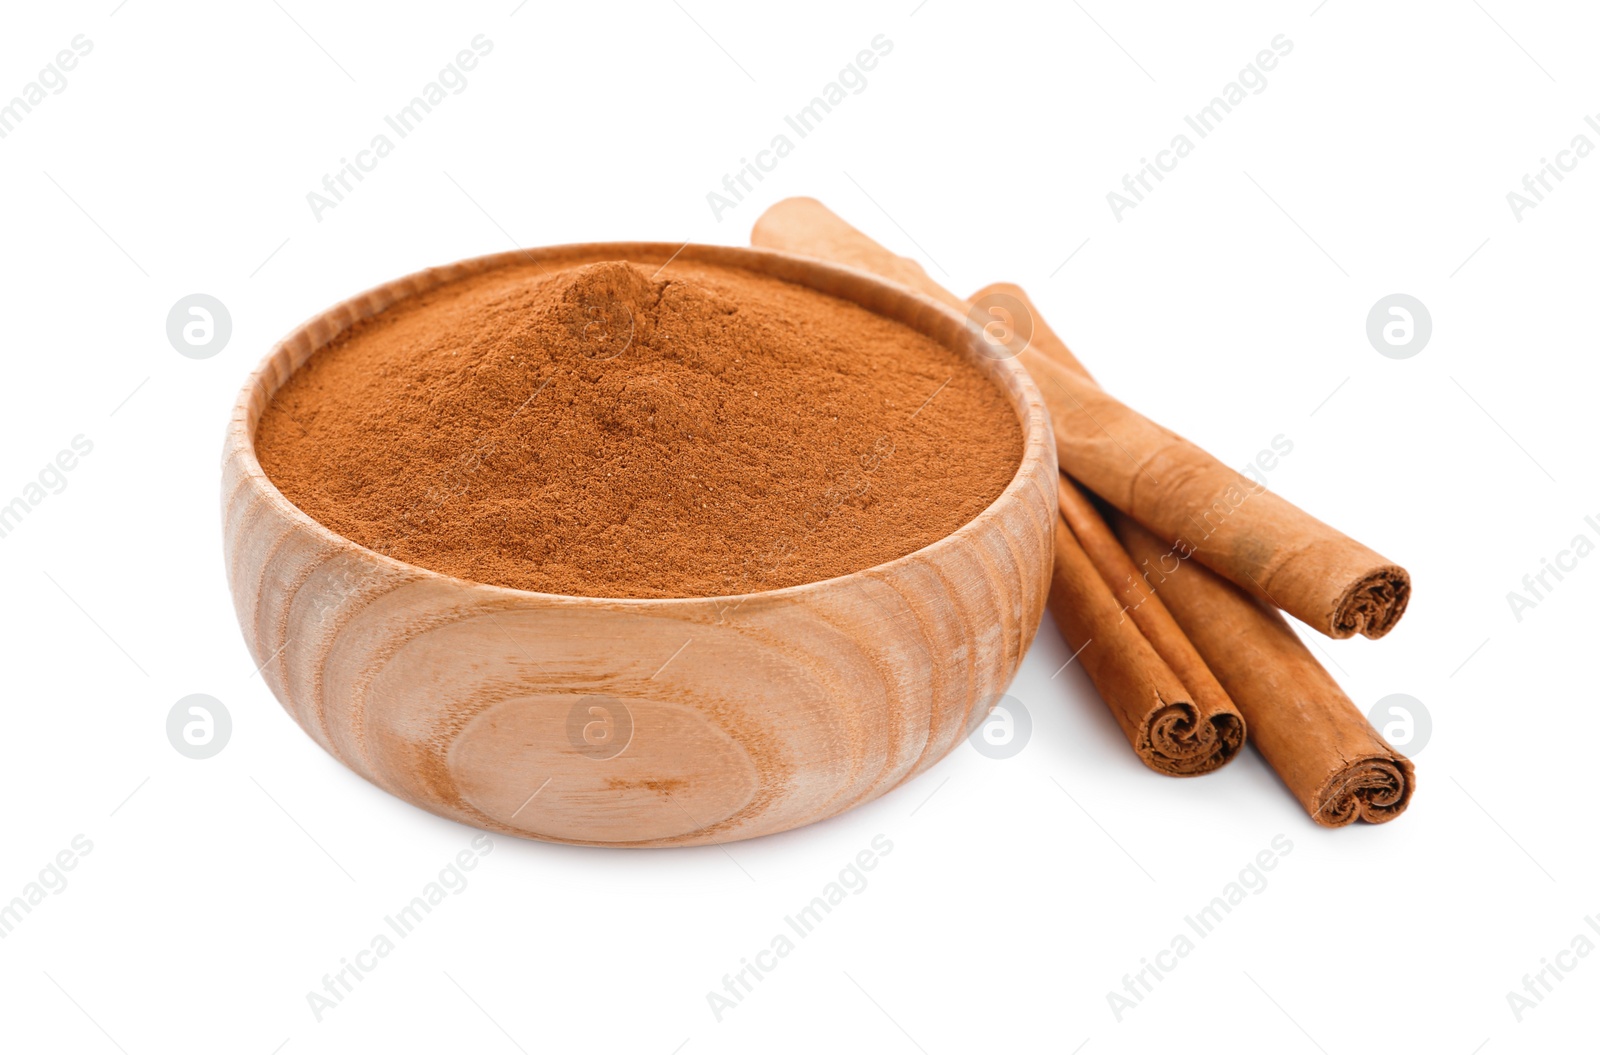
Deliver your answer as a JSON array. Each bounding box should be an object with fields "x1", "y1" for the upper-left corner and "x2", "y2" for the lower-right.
[
  {"x1": 1312, "y1": 754, "x2": 1415, "y2": 826},
  {"x1": 1142, "y1": 703, "x2": 1245, "y2": 777},
  {"x1": 1333, "y1": 565, "x2": 1412, "y2": 639}
]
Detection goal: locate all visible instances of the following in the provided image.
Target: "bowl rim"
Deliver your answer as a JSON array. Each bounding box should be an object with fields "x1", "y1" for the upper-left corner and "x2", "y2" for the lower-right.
[{"x1": 226, "y1": 241, "x2": 1055, "y2": 609}]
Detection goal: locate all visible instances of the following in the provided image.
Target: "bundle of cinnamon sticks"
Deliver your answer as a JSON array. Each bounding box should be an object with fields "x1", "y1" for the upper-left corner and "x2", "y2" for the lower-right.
[{"x1": 752, "y1": 197, "x2": 1415, "y2": 827}]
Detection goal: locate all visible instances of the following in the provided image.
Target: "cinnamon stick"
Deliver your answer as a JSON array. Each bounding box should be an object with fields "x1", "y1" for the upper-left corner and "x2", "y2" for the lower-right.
[
  {"x1": 1112, "y1": 513, "x2": 1414, "y2": 824},
  {"x1": 966, "y1": 283, "x2": 1408, "y2": 640},
  {"x1": 1055, "y1": 477, "x2": 1244, "y2": 774},
  {"x1": 751, "y1": 196, "x2": 970, "y2": 315}
]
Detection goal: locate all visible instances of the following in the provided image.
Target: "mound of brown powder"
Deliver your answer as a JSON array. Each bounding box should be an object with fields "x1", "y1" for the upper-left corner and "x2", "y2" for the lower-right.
[{"x1": 255, "y1": 257, "x2": 1021, "y2": 598}]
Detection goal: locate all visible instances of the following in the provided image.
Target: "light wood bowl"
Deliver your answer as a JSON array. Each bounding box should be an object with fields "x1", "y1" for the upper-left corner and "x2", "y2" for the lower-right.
[{"x1": 223, "y1": 243, "x2": 1057, "y2": 847}]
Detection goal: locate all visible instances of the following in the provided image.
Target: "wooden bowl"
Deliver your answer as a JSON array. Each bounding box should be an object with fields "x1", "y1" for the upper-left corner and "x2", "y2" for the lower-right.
[{"x1": 223, "y1": 243, "x2": 1057, "y2": 847}]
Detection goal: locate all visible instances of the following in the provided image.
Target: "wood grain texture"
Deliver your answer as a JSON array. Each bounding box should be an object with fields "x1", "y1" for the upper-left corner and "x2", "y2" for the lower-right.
[{"x1": 223, "y1": 243, "x2": 1057, "y2": 847}]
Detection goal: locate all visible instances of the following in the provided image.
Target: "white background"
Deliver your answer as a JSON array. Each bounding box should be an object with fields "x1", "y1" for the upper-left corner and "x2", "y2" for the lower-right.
[{"x1": 1, "y1": 1, "x2": 1595, "y2": 1052}]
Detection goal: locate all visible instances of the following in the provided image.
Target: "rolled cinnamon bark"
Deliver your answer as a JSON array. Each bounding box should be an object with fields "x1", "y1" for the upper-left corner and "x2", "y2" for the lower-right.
[
  {"x1": 1057, "y1": 475, "x2": 1243, "y2": 755},
  {"x1": 1049, "y1": 483, "x2": 1241, "y2": 776},
  {"x1": 1056, "y1": 477, "x2": 1244, "y2": 773},
  {"x1": 1113, "y1": 513, "x2": 1414, "y2": 824},
  {"x1": 1017, "y1": 345, "x2": 1409, "y2": 640},
  {"x1": 751, "y1": 196, "x2": 970, "y2": 314}
]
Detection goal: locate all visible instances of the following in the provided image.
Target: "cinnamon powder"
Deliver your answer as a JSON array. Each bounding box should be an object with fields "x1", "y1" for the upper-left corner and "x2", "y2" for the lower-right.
[{"x1": 255, "y1": 258, "x2": 1021, "y2": 598}]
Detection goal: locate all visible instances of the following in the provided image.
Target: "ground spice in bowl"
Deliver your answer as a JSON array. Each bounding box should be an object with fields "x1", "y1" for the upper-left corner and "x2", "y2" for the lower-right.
[{"x1": 255, "y1": 255, "x2": 1022, "y2": 598}]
